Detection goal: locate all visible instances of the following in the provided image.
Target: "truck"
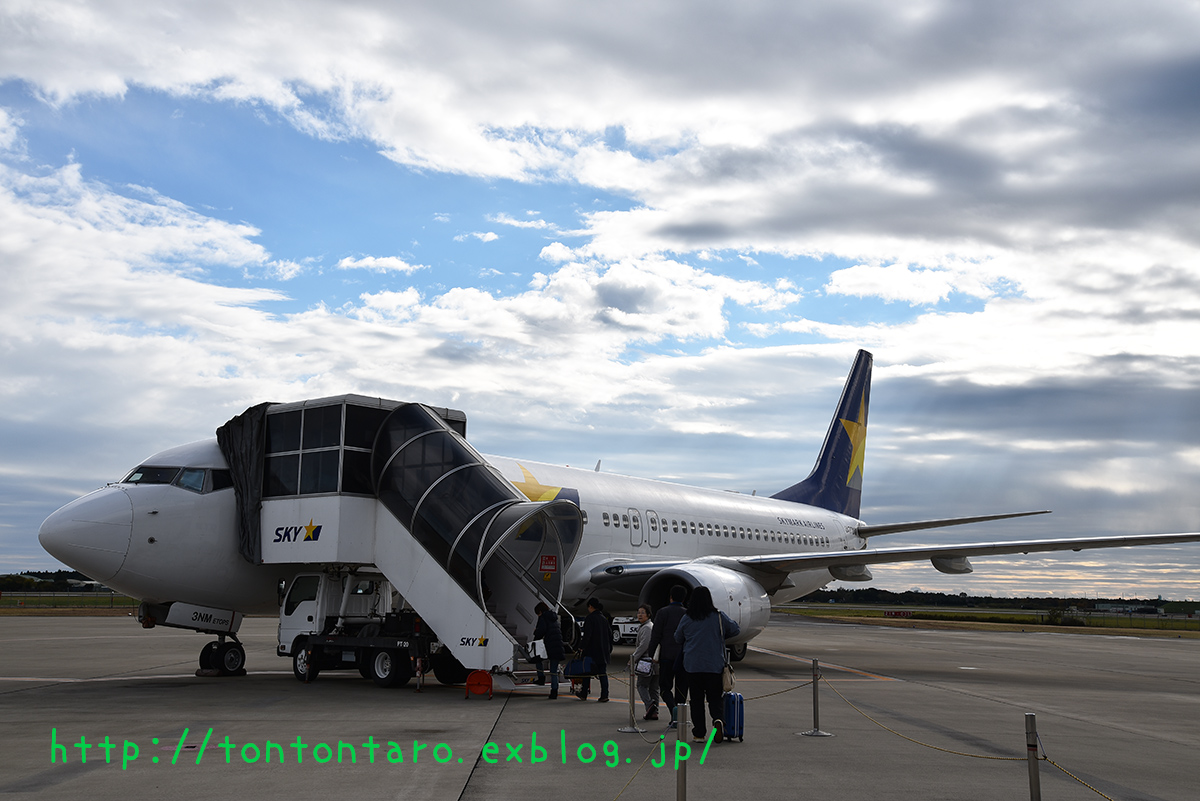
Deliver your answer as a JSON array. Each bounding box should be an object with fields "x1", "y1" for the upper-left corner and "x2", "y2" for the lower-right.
[{"x1": 277, "y1": 570, "x2": 469, "y2": 688}]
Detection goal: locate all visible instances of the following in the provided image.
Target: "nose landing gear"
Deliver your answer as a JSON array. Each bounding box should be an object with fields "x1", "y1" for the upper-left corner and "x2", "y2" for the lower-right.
[{"x1": 197, "y1": 636, "x2": 247, "y2": 677}]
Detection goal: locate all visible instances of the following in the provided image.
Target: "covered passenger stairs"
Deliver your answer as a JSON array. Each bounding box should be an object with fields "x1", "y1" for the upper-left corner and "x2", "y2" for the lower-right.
[{"x1": 370, "y1": 403, "x2": 582, "y2": 679}]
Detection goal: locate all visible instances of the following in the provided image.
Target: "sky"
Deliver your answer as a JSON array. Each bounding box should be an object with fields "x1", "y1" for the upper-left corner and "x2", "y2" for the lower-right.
[{"x1": 2, "y1": 1, "x2": 1199, "y2": 599}]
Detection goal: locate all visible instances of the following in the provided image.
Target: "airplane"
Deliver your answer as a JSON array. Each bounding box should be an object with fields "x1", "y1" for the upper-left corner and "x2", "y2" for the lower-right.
[{"x1": 37, "y1": 349, "x2": 1200, "y2": 681}]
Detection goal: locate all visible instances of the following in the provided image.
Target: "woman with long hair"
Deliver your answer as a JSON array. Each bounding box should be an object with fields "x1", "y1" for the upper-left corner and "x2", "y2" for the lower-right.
[{"x1": 673, "y1": 585, "x2": 739, "y2": 743}]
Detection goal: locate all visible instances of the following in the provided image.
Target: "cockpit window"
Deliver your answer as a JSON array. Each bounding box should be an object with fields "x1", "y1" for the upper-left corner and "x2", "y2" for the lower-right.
[
  {"x1": 175, "y1": 468, "x2": 206, "y2": 493},
  {"x1": 123, "y1": 466, "x2": 181, "y2": 484},
  {"x1": 211, "y1": 469, "x2": 234, "y2": 491}
]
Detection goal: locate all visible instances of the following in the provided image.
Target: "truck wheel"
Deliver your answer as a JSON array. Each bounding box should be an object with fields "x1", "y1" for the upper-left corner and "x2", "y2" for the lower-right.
[
  {"x1": 370, "y1": 649, "x2": 412, "y2": 688},
  {"x1": 218, "y1": 643, "x2": 246, "y2": 675},
  {"x1": 357, "y1": 649, "x2": 372, "y2": 679},
  {"x1": 293, "y1": 641, "x2": 319, "y2": 683},
  {"x1": 431, "y1": 648, "x2": 471, "y2": 685},
  {"x1": 611, "y1": 625, "x2": 622, "y2": 644}
]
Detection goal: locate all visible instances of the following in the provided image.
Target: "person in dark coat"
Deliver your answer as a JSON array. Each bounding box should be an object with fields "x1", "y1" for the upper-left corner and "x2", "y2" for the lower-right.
[
  {"x1": 575, "y1": 597, "x2": 610, "y2": 702},
  {"x1": 648, "y1": 584, "x2": 689, "y2": 727},
  {"x1": 675, "y1": 585, "x2": 739, "y2": 744},
  {"x1": 532, "y1": 602, "x2": 565, "y2": 699}
]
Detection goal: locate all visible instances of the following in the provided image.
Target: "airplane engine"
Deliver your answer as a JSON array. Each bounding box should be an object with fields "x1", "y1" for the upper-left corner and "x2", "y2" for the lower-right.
[{"x1": 638, "y1": 564, "x2": 770, "y2": 644}]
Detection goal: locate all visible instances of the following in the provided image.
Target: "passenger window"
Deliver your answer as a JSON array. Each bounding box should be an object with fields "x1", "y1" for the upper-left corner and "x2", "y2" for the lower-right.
[
  {"x1": 602, "y1": 512, "x2": 610, "y2": 526},
  {"x1": 672, "y1": 520, "x2": 679, "y2": 533},
  {"x1": 650, "y1": 517, "x2": 658, "y2": 532},
  {"x1": 175, "y1": 468, "x2": 206, "y2": 493},
  {"x1": 632, "y1": 515, "x2": 640, "y2": 530},
  {"x1": 622, "y1": 515, "x2": 629, "y2": 528}
]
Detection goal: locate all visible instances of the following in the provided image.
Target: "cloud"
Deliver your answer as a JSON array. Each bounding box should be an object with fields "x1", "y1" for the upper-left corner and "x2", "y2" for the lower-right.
[
  {"x1": 539, "y1": 242, "x2": 575, "y2": 262},
  {"x1": 488, "y1": 212, "x2": 552, "y2": 230},
  {"x1": 454, "y1": 231, "x2": 499, "y2": 243},
  {"x1": 5, "y1": 3, "x2": 1200, "y2": 595},
  {"x1": 336, "y1": 255, "x2": 427, "y2": 274},
  {"x1": 0, "y1": 107, "x2": 22, "y2": 154}
]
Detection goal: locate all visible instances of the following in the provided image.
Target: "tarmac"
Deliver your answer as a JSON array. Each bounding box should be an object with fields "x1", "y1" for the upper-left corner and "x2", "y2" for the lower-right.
[{"x1": 0, "y1": 612, "x2": 1195, "y2": 800}]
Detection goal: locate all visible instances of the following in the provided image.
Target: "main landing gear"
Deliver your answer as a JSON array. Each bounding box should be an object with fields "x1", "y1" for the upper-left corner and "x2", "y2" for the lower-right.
[{"x1": 197, "y1": 635, "x2": 247, "y2": 677}]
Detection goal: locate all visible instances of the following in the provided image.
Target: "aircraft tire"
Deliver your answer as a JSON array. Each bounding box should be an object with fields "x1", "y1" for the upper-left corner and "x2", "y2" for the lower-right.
[
  {"x1": 292, "y1": 640, "x2": 319, "y2": 683},
  {"x1": 217, "y1": 642, "x2": 246, "y2": 675},
  {"x1": 431, "y1": 648, "x2": 471, "y2": 685},
  {"x1": 198, "y1": 640, "x2": 219, "y2": 670},
  {"x1": 727, "y1": 643, "x2": 747, "y2": 662}
]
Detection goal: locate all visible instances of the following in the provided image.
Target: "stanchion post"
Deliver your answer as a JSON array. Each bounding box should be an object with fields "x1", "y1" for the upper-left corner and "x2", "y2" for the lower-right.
[
  {"x1": 1025, "y1": 713, "x2": 1041, "y2": 801},
  {"x1": 677, "y1": 702, "x2": 688, "y2": 801},
  {"x1": 619, "y1": 655, "x2": 646, "y2": 733},
  {"x1": 797, "y1": 658, "x2": 833, "y2": 737}
]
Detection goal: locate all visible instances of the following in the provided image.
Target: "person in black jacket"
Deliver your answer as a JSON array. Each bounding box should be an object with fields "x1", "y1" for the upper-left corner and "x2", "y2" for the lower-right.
[
  {"x1": 575, "y1": 597, "x2": 610, "y2": 702},
  {"x1": 532, "y1": 602, "x2": 565, "y2": 699},
  {"x1": 648, "y1": 584, "x2": 689, "y2": 727}
]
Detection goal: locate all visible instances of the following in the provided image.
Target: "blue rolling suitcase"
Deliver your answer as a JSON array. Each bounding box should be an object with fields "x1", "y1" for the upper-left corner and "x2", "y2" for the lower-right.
[{"x1": 722, "y1": 691, "x2": 745, "y2": 742}]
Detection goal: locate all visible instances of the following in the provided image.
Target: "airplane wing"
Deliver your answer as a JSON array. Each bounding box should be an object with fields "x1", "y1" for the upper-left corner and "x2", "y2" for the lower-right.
[
  {"x1": 584, "y1": 531, "x2": 1200, "y2": 596},
  {"x1": 732, "y1": 531, "x2": 1200, "y2": 576},
  {"x1": 856, "y1": 510, "x2": 1051, "y2": 537}
]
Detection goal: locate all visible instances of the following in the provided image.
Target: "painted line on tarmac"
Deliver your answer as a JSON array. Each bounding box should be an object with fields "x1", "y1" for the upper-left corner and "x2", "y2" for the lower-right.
[
  {"x1": 0, "y1": 671, "x2": 294, "y2": 683},
  {"x1": 748, "y1": 645, "x2": 901, "y2": 681}
]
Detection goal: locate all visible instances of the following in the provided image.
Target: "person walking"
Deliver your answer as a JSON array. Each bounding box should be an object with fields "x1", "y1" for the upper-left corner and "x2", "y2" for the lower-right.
[
  {"x1": 631, "y1": 603, "x2": 659, "y2": 720},
  {"x1": 648, "y1": 584, "x2": 689, "y2": 728},
  {"x1": 674, "y1": 585, "x2": 739, "y2": 744},
  {"x1": 575, "y1": 597, "x2": 611, "y2": 702},
  {"x1": 532, "y1": 602, "x2": 564, "y2": 699}
]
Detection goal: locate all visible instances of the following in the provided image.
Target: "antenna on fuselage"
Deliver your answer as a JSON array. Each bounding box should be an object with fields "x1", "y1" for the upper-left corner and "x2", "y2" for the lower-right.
[{"x1": 594, "y1": 460, "x2": 601, "y2": 472}]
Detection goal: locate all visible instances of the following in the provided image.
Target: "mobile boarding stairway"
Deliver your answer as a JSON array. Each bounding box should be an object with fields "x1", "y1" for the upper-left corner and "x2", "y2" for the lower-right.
[{"x1": 221, "y1": 395, "x2": 583, "y2": 688}]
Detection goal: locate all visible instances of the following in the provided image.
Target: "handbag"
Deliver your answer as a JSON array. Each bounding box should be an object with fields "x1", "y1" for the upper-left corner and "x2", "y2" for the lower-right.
[
  {"x1": 719, "y1": 615, "x2": 736, "y2": 692},
  {"x1": 635, "y1": 658, "x2": 653, "y2": 676},
  {"x1": 530, "y1": 639, "x2": 548, "y2": 660}
]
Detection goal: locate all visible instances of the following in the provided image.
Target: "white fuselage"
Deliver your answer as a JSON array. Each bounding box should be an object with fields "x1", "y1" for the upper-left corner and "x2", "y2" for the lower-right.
[{"x1": 39, "y1": 439, "x2": 859, "y2": 617}]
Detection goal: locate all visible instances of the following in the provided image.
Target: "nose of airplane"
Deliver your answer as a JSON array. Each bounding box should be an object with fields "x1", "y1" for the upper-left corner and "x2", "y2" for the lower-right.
[{"x1": 38, "y1": 486, "x2": 133, "y2": 582}]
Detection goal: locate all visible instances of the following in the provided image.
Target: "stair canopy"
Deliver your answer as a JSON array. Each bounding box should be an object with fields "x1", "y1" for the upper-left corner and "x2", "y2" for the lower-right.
[{"x1": 371, "y1": 403, "x2": 582, "y2": 611}]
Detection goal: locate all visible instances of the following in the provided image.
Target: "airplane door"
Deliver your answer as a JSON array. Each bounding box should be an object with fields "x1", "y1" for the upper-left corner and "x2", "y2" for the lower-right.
[
  {"x1": 279, "y1": 574, "x2": 321, "y2": 653},
  {"x1": 647, "y1": 510, "x2": 661, "y2": 548},
  {"x1": 628, "y1": 508, "x2": 643, "y2": 546}
]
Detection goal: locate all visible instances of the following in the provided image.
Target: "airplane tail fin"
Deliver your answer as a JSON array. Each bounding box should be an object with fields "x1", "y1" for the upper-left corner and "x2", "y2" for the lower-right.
[{"x1": 770, "y1": 349, "x2": 872, "y2": 519}]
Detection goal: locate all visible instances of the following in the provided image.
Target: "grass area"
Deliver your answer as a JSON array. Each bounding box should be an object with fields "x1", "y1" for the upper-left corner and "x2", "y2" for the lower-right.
[
  {"x1": 775, "y1": 606, "x2": 1200, "y2": 639},
  {"x1": 0, "y1": 593, "x2": 139, "y2": 612}
]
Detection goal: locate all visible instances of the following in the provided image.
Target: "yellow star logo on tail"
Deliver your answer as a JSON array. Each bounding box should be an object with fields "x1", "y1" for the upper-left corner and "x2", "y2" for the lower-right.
[{"x1": 839, "y1": 394, "x2": 867, "y2": 485}]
